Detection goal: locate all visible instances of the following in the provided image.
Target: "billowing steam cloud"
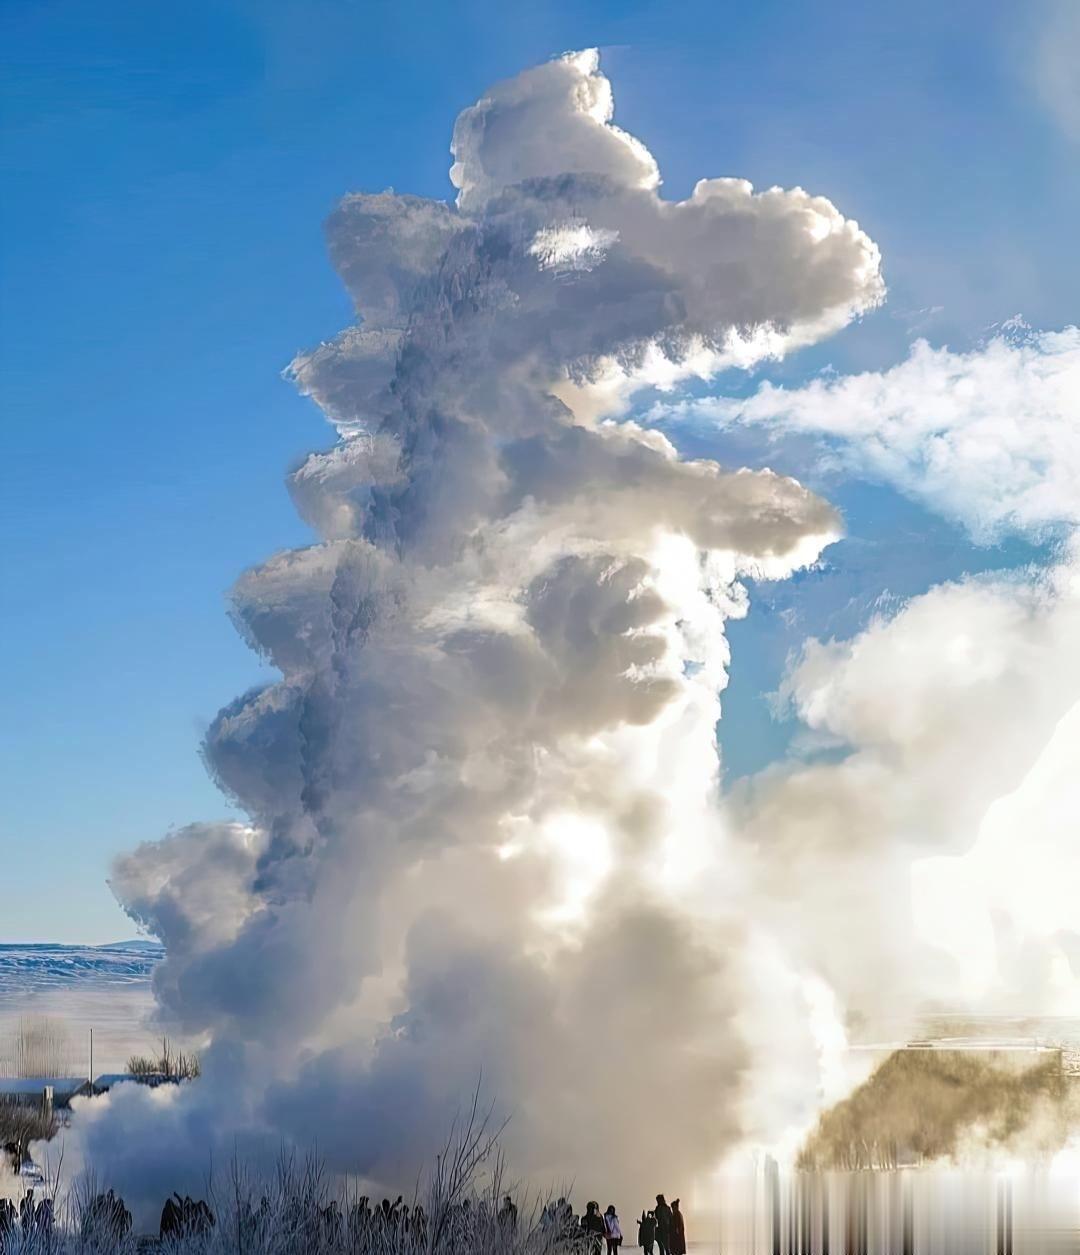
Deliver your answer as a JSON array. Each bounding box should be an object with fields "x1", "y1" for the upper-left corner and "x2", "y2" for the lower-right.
[
  {"x1": 69, "y1": 49, "x2": 887, "y2": 1210},
  {"x1": 730, "y1": 549, "x2": 1080, "y2": 1030}
]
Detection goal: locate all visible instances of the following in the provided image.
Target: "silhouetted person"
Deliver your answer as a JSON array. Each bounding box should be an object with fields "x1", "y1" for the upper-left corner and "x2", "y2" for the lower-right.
[
  {"x1": 111, "y1": 1190, "x2": 132, "y2": 1240},
  {"x1": 349, "y1": 1197, "x2": 372, "y2": 1245},
  {"x1": 669, "y1": 1200, "x2": 686, "y2": 1255},
  {"x1": 557, "y1": 1198, "x2": 576, "y2": 1240},
  {"x1": 160, "y1": 1193, "x2": 216, "y2": 1239},
  {"x1": 33, "y1": 1198, "x2": 54, "y2": 1236},
  {"x1": 159, "y1": 1196, "x2": 178, "y2": 1239},
  {"x1": 604, "y1": 1204, "x2": 623, "y2": 1255},
  {"x1": 236, "y1": 1197, "x2": 258, "y2": 1248},
  {"x1": 83, "y1": 1189, "x2": 132, "y2": 1243},
  {"x1": 638, "y1": 1210, "x2": 657, "y2": 1254},
  {"x1": 499, "y1": 1195, "x2": 518, "y2": 1233},
  {"x1": 320, "y1": 1200, "x2": 342, "y2": 1245},
  {"x1": 581, "y1": 1201, "x2": 606, "y2": 1255},
  {"x1": 654, "y1": 1195, "x2": 672, "y2": 1255},
  {"x1": 194, "y1": 1197, "x2": 216, "y2": 1235}
]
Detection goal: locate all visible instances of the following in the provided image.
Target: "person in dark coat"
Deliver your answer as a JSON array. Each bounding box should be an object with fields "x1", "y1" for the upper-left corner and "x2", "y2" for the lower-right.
[
  {"x1": 412, "y1": 1204, "x2": 428, "y2": 1245},
  {"x1": 581, "y1": 1201, "x2": 606, "y2": 1255},
  {"x1": 82, "y1": 1190, "x2": 132, "y2": 1243},
  {"x1": 637, "y1": 1210, "x2": 657, "y2": 1255},
  {"x1": 653, "y1": 1195, "x2": 672, "y2": 1255},
  {"x1": 499, "y1": 1196, "x2": 518, "y2": 1233},
  {"x1": 160, "y1": 1193, "x2": 216, "y2": 1239},
  {"x1": 558, "y1": 1198, "x2": 576, "y2": 1240},
  {"x1": 669, "y1": 1199, "x2": 687, "y2": 1255},
  {"x1": 32, "y1": 1198, "x2": 54, "y2": 1236}
]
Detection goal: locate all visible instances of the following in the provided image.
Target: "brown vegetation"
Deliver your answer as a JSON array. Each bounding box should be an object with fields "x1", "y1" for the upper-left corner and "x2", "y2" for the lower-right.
[{"x1": 798, "y1": 1047, "x2": 1072, "y2": 1170}]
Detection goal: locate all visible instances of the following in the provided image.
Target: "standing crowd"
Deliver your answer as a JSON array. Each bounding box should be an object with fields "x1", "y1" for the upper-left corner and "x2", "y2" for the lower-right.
[
  {"x1": 0, "y1": 1190, "x2": 54, "y2": 1240},
  {"x1": 541, "y1": 1193, "x2": 687, "y2": 1255},
  {"x1": 0, "y1": 1185, "x2": 685, "y2": 1252}
]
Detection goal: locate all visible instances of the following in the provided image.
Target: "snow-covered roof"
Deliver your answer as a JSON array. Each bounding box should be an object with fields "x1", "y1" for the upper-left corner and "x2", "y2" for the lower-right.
[
  {"x1": 92, "y1": 1073, "x2": 181, "y2": 1091},
  {"x1": 0, "y1": 1076, "x2": 91, "y2": 1097}
]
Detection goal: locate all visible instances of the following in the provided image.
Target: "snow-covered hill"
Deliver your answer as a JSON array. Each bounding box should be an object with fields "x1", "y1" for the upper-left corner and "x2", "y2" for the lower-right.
[{"x1": 0, "y1": 941, "x2": 162, "y2": 997}]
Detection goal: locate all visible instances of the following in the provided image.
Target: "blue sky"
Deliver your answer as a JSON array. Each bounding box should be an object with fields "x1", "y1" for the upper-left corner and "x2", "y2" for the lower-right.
[{"x1": 2, "y1": 0, "x2": 1075, "y2": 942}]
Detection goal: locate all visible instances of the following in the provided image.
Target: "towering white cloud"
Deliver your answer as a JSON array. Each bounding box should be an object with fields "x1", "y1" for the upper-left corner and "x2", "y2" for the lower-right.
[{"x1": 69, "y1": 50, "x2": 885, "y2": 1215}]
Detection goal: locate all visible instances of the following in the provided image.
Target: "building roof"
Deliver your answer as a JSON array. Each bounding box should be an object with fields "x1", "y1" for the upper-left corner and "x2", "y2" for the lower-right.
[
  {"x1": 0, "y1": 1076, "x2": 91, "y2": 1097},
  {"x1": 92, "y1": 1072, "x2": 180, "y2": 1091}
]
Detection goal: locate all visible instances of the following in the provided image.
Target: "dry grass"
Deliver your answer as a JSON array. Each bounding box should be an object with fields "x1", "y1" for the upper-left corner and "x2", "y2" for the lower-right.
[{"x1": 798, "y1": 1048, "x2": 1071, "y2": 1170}]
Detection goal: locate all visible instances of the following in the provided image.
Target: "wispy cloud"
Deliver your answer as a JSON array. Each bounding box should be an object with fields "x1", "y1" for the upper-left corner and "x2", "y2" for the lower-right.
[
  {"x1": 1033, "y1": 0, "x2": 1080, "y2": 142},
  {"x1": 660, "y1": 322, "x2": 1080, "y2": 542}
]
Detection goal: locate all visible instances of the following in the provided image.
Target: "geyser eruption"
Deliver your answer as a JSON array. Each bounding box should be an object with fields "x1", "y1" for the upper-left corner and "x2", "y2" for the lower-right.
[{"x1": 78, "y1": 50, "x2": 885, "y2": 1209}]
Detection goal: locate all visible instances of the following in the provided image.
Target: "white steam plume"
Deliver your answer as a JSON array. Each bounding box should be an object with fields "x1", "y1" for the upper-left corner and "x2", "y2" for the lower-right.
[
  {"x1": 729, "y1": 550, "x2": 1080, "y2": 1029},
  {"x1": 69, "y1": 49, "x2": 886, "y2": 1215}
]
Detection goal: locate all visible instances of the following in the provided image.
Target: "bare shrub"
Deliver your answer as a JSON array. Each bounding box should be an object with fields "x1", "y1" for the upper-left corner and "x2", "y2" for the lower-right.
[{"x1": 126, "y1": 1039, "x2": 201, "y2": 1083}]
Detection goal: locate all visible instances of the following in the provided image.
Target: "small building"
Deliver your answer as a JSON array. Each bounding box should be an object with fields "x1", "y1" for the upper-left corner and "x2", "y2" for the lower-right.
[{"x1": 0, "y1": 1076, "x2": 92, "y2": 1111}]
